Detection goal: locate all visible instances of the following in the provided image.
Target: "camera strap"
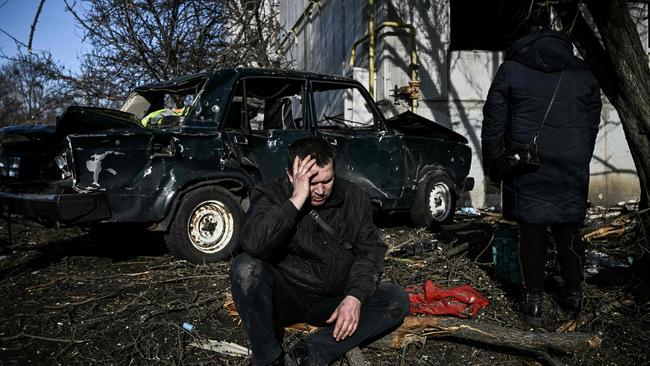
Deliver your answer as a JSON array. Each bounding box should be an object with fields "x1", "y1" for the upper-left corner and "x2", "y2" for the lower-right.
[
  {"x1": 309, "y1": 210, "x2": 353, "y2": 250},
  {"x1": 532, "y1": 69, "x2": 565, "y2": 144}
]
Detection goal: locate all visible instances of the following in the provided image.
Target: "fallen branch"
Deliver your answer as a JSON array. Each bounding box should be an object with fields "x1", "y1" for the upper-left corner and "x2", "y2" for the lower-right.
[
  {"x1": 0, "y1": 332, "x2": 89, "y2": 343},
  {"x1": 443, "y1": 242, "x2": 469, "y2": 258},
  {"x1": 369, "y1": 316, "x2": 601, "y2": 355},
  {"x1": 150, "y1": 274, "x2": 226, "y2": 285},
  {"x1": 47, "y1": 293, "x2": 117, "y2": 308},
  {"x1": 224, "y1": 295, "x2": 600, "y2": 357},
  {"x1": 140, "y1": 296, "x2": 219, "y2": 322},
  {"x1": 584, "y1": 227, "x2": 627, "y2": 240}
]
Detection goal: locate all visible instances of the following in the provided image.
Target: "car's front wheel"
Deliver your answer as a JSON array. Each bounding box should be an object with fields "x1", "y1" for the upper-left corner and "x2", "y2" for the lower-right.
[
  {"x1": 165, "y1": 186, "x2": 243, "y2": 263},
  {"x1": 410, "y1": 170, "x2": 457, "y2": 229}
]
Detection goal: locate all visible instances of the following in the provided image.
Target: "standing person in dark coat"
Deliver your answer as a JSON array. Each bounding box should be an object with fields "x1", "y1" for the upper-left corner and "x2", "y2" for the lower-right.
[
  {"x1": 229, "y1": 137, "x2": 409, "y2": 366},
  {"x1": 481, "y1": 25, "x2": 602, "y2": 325}
]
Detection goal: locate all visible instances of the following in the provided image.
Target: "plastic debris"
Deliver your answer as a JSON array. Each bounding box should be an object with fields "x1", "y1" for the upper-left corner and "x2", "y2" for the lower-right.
[
  {"x1": 182, "y1": 322, "x2": 195, "y2": 332},
  {"x1": 459, "y1": 207, "x2": 480, "y2": 215},
  {"x1": 188, "y1": 339, "x2": 251, "y2": 357},
  {"x1": 181, "y1": 321, "x2": 250, "y2": 357}
]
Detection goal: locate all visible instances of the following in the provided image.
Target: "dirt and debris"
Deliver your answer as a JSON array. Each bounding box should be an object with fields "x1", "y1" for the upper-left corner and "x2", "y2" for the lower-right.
[{"x1": 0, "y1": 207, "x2": 649, "y2": 365}]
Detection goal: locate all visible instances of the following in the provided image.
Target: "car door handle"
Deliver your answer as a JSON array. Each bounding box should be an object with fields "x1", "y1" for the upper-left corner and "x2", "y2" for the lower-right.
[
  {"x1": 324, "y1": 136, "x2": 337, "y2": 146},
  {"x1": 233, "y1": 135, "x2": 248, "y2": 145}
]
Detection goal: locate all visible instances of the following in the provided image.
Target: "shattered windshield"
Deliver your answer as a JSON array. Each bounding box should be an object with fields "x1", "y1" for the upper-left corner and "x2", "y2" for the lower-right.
[{"x1": 184, "y1": 71, "x2": 235, "y2": 128}]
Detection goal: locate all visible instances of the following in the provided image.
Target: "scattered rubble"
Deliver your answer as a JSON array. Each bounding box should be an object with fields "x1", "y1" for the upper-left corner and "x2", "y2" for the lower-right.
[{"x1": 0, "y1": 205, "x2": 648, "y2": 365}]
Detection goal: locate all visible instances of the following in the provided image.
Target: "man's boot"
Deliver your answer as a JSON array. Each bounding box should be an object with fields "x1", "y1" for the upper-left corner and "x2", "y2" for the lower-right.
[
  {"x1": 284, "y1": 340, "x2": 317, "y2": 366},
  {"x1": 269, "y1": 351, "x2": 286, "y2": 366},
  {"x1": 516, "y1": 289, "x2": 544, "y2": 327}
]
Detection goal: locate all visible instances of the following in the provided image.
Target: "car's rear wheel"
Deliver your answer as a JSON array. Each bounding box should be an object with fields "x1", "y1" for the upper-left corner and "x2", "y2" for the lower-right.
[
  {"x1": 410, "y1": 170, "x2": 457, "y2": 229},
  {"x1": 165, "y1": 186, "x2": 243, "y2": 263}
]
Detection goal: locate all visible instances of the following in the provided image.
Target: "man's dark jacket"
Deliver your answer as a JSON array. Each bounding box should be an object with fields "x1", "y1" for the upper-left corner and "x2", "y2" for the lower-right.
[
  {"x1": 482, "y1": 29, "x2": 602, "y2": 224},
  {"x1": 239, "y1": 178, "x2": 386, "y2": 303}
]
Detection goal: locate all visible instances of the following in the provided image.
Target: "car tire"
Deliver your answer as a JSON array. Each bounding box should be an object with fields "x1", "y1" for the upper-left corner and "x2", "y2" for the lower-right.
[
  {"x1": 410, "y1": 170, "x2": 457, "y2": 229},
  {"x1": 165, "y1": 186, "x2": 243, "y2": 263}
]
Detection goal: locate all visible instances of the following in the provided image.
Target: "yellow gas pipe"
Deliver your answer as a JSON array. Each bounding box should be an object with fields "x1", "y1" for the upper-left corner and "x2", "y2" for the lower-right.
[
  {"x1": 369, "y1": 0, "x2": 375, "y2": 99},
  {"x1": 349, "y1": 20, "x2": 419, "y2": 112}
]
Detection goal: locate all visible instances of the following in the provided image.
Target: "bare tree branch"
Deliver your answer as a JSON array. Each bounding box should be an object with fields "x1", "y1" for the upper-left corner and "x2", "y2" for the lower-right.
[
  {"x1": 0, "y1": 28, "x2": 28, "y2": 49},
  {"x1": 2, "y1": 0, "x2": 290, "y2": 120},
  {"x1": 28, "y1": 0, "x2": 46, "y2": 53}
]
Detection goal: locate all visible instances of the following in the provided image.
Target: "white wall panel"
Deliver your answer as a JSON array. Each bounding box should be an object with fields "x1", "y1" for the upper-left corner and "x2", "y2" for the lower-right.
[{"x1": 277, "y1": 0, "x2": 641, "y2": 207}]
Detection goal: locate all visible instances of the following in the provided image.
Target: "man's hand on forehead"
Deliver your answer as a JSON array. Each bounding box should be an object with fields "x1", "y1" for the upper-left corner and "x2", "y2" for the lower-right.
[
  {"x1": 292, "y1": 155, "x2": 318, "y2": 176},
  {"x1": 288, "y1": 155, "x2": 318, "y2": 210}
]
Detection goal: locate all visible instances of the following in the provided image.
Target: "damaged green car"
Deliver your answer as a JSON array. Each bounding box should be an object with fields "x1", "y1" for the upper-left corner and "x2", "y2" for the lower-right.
[{"x1": 0, "y1": 69, "x2": 473, "y2": 263}]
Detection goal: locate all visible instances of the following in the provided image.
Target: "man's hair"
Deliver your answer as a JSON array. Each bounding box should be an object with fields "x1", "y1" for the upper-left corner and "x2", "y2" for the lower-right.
[{"x1": 286, "y1": 137, "x2": 337, "y2": 174}]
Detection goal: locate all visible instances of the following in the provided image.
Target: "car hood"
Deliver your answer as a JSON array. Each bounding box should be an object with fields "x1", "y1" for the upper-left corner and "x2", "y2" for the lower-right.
[{"x1": 385, "y1": 111, "x2": 468, "y2": 144}]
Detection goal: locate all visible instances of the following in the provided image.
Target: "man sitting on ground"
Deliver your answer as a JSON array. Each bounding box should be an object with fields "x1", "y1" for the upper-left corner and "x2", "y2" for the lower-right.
[{"x1": 229, "y1": 137, "x2": 409, "y2": 366}]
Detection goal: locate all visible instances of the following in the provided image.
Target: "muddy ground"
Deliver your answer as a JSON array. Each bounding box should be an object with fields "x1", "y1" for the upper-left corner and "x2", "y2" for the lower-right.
[{"x1": 0, "y1": 209, "x2": 648, "y2": 366}]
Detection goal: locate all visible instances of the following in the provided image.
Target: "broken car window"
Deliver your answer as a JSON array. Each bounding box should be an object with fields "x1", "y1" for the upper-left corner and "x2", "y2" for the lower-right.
[
  {"x1": 222, "y1": 78, "x2": 306, "y2": 132},
  {"x1": 121, "y1": 75, "x2": 210, "y2": 127},
  {"x1": 312, "y1": 82, "x2": 375, "y2": 130}
]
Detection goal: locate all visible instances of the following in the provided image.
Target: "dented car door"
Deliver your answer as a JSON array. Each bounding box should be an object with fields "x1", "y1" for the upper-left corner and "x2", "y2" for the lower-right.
[
  {"x1": 221, "y1": 77, "x2": 312, "y2": 181},
  {"x1": 310, "y1": 80, "x2": 408, "y2": 205}
]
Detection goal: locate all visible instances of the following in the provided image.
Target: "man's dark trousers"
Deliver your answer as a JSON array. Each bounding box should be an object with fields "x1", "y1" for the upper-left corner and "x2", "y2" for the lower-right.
[{"x1": 229, "y1": 253, "x2": 410, "y2": 366}]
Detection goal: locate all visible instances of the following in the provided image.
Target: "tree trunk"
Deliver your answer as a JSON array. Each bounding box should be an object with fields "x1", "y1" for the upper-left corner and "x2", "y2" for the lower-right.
[
  {"x1": 369, "y1": 316, "x2": 601, "y2": 354},
  {"x1": 561, "y1": 0, "x2": 650, "y2": 210}
]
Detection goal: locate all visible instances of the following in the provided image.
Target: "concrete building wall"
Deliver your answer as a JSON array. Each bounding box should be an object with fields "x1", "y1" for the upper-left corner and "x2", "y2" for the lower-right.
[
  {"x1": 278, "y1": 0, "x2": 646, "y2": 208},
  {"x1": 280, "y1": 1, "x2": 368, "y2": 75}
]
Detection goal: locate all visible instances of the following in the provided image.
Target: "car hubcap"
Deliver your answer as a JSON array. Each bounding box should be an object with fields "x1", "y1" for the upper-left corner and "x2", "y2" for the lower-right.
[
  {"x1": 428, "y1": 182, "x2": 451, "y2": 221},
  {"x1": 187, "y1": 200, "x2": 234, "y2": 254}
]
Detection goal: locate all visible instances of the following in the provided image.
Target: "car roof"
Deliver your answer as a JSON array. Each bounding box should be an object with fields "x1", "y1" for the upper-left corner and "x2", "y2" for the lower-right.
[
  {"x1": 231, "y1": 68, "x2": 354, "y2": 83},
  {"x1": 132, "y1": 72, "x2": 214, "y2": 92},
  {"x1": 133, "y1": 68, "x2": 356, "y2": 92}
]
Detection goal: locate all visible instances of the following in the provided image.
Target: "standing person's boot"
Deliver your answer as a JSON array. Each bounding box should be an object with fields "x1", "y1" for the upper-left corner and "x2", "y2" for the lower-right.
[
  {"x1": 516, "y1": 289, "x2": 544, "y2": 327},
  {"x1": 559, "y1": 286, "x2": 583, "y2": 318}
]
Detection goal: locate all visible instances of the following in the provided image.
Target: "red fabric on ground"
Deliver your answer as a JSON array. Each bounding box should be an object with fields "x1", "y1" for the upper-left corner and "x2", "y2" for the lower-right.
[{"x1": 406, "y1": 280, "x2": 489, "y2": 318}]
